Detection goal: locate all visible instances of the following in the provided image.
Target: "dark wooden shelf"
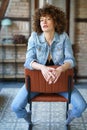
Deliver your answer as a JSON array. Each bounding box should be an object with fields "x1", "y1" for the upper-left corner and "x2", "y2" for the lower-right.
[
  {"x1": 0, "y1": 59, "x2": 25, "y2": 63},
  {"x1": 0, "y1": 43, "x2": 27, "y2": 80},
  {"x1": 0, "y1": 43, "x2": 27, "y2": 46},
  {"x1": 0, "y1": 74, "x2": 25, "y2": 79}
]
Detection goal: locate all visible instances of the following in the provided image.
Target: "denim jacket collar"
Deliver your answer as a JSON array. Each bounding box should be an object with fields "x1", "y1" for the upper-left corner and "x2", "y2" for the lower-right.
[{"x1": 38, "y1": 32, "x2": 60, "y2": 44}]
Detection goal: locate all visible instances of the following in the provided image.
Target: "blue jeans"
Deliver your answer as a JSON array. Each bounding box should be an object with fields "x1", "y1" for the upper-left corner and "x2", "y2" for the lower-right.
[{"x1": 11, "y1": 84, "x2": 87, "y2": 118}]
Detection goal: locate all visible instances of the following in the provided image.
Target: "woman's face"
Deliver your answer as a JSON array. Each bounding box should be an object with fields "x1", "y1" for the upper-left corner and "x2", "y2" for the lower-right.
[{"x1": 40, "y1": 15, "x2": 55, "y2": 33}]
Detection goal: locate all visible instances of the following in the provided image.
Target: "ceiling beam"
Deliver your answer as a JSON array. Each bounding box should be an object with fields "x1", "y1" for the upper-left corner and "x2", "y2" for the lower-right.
[{"x1": 0, "y1": 0, "x2": 9, "y2": 20}]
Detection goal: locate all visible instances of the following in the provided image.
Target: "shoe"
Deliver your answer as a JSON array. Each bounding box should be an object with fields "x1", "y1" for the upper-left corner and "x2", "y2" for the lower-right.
[{"x1": 65, "y1": 110, "x2": 75, "y2": 125}]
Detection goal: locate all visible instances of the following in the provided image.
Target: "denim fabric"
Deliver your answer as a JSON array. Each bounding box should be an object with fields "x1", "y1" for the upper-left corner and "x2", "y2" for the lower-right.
[
  {"x1": 11, "y1": 31, "x2": 86, "y2": 120},
  {"x1": 11, "y1": 85, "x2": 87, "y2": 118},
  {"x1": 24, "y1": 32, "x2": 75, "y2": 70},
  {"x1": 11, "y1": 84, "x2": 39, "y2": 118}
]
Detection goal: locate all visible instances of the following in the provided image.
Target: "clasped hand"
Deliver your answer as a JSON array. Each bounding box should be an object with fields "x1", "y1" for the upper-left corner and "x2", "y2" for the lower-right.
[{"x1": 41, "y1": 66, "x2": 62, "y2": 84}]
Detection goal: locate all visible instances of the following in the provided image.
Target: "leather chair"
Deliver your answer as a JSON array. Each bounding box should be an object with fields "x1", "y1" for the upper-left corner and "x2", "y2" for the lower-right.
[{"x1": 25, "y1": 66, "x2": 74, "y2": 130}]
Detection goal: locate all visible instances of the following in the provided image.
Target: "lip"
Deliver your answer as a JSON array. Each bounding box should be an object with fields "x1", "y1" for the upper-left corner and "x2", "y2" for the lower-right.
[{"x1": 43, "y1": 25, "x2": 48, "y2": 28}]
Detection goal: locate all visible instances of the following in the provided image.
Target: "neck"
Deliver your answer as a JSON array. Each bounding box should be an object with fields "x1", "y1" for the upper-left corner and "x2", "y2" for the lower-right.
[{"x1": 44, "y1": 31, "x2": 55, "y2": 45}]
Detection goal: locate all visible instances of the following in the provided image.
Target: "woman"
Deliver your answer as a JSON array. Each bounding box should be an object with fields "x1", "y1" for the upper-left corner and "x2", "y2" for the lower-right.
[{"x1": 11, "y1": 4, "x2": 87, "y2": 125}]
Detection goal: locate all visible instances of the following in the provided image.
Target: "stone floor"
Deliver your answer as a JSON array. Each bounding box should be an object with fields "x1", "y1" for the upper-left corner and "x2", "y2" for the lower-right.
[{"x1": 0, "y1": 82, "x2": 87, "y2": 130}]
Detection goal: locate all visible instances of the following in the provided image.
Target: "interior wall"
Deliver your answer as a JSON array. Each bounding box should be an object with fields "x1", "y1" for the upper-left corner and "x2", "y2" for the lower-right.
[
  {"x1": 0, "y1": 0, "x2": 29, "y2": 39},
  {"x1": 74, "y1": 0, "x2": 87, "y2": 82},
  {"x1": 52, "y1": 0, "x2": 66, "y2": 12},
  {"x1": 69, "y1": 0, "x2": 75, "y2": 44}
]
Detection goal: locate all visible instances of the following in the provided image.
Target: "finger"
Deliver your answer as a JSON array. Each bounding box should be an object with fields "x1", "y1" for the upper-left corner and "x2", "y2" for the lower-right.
[
  {"x1": 48, "y1": 67, "x2": 55, "y2": 71},
  {"x1": 48, "y1": 79, "x2": 52, "y2": 84},
  {"x1": 53, "y1": 76, "x2": 58, "y2": 83},
  {"x1": 48, "y1": 71, "x2": 56, "y2": 80}
]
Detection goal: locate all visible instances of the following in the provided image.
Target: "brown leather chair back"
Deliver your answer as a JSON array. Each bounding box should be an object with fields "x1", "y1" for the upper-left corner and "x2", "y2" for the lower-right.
[
  {"x1": 25, "y1": 66, "x2": 74, "y2": 93},
  {"x1": 25, "y1": 66, "x2": 74, "y2": 102}
]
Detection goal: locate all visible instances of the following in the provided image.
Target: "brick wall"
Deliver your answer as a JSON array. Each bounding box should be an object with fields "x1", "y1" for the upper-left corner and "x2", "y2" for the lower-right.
[
  {"x1": 0, "y1": 1, "x2": 1, "y2": 7},
  {"x1": 5, "y1": 0, "x2": 29, "y2": 18},
  {"x1": 0, "y1": 0, "x2": 30, "y2": 80},
  {"x1": 75, "y1": 0, "x2": 87, "y2": 18},
  {"x1": 1, "y1": 0, "x2": 30, "y2": 39},
  {"x1": 74, "y1": 0, "x2": 87, "y2": 82},
  {"x1": 0, "y1": 0, "x2": 87, "y2": 81}
]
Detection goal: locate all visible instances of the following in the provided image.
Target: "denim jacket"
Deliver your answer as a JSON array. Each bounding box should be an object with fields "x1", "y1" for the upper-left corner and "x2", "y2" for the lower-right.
[{"x1": 24, "y1": 32, "x2": 75, "y2": 70}]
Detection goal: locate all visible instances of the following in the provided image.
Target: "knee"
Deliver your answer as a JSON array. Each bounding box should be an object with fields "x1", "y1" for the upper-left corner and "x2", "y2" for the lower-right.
[
  {"x1": 81, "y1": 102, "x2": 87, "y2": 112},
  {"x1": 11, "y1": 101, "x2": 20, "y2": 113},
  {"x1": 78, "y1": 101, "x2": 87, "y2": 114}
]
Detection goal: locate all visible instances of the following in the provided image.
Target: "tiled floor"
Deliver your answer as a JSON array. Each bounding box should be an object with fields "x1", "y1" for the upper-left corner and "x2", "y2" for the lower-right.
[{"x1": 0, "y1": 82, "x2": 87, "y2": 130}]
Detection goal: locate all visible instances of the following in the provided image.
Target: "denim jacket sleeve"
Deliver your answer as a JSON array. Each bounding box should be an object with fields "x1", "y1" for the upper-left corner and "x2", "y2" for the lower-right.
[
  {"x1": 24, "y1": 32, "x2": 37, "y2": 70},
  {"x1": 63, "y1": 33, "x2": 76, "y2": 68}
]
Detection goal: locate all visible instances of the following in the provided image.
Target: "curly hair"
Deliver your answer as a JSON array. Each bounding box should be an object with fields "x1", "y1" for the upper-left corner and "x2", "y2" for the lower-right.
[{"x1": 32, "y1": 4, "x2": 67, "y2": 34}]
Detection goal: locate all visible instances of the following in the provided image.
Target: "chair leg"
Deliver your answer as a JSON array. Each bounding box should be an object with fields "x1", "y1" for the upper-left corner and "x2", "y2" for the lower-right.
[
  {"x1": 67, "y1": 124, "x2": 70, "y2": 130},
  {"x1": 66, "y1": 75, "x2": 72, "y2": 130},
  {"x1": 28, "y1": 123, "x2": 32, "y2": 130},
  {"x1": 30, "y1": 101, "x2": 32, "y2": 123},
  {"x1": 66, "y1": 102, "x2": 69, "y2": 119},
  {"x1": 28, "y1": 112, "x2": 33, "y2": 130},
  {"x1": 66, "y1": 102, "x2": 71, "y2": 130},
  {"x1": 27, "y1": 76, "x2": 33, "y2": 129}
]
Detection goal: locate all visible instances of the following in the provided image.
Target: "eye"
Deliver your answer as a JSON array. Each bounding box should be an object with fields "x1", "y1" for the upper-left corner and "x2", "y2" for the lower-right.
[
  {"x1": 40, "y1": 19, "x2": 43, "y2": 22},
  {"x1": 46, "y1": 16, "x2": 52, "y2": 20},
  {"x1": 47, "y1": 17, "x2": 51, "y2": 20}
]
